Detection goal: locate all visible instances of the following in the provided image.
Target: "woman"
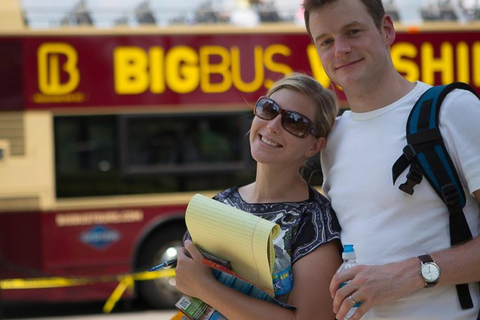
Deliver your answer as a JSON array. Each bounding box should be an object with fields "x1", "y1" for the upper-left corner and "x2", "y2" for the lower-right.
[{"x1": 175, "y1": 72, "x2": 342, "y2": 320}]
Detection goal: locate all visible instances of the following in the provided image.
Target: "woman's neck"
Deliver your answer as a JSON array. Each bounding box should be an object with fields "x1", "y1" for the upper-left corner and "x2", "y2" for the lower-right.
[{"x1": 239, "y1": 167, "x2": 309, "y2": 203}]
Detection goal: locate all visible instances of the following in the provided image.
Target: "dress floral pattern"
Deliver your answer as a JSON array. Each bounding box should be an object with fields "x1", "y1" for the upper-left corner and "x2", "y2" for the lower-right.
[{"x1": 213, "y1": 185, "x2": 340, "y2": 265}]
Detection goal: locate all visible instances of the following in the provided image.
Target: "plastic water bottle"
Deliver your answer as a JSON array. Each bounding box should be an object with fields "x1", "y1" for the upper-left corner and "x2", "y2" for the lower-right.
[
  {"x1": 272, "y1": 245, "x2": 293, "y2": 297},
  {"x1": 337, "y1": 244, "x2": 361, "y2": 320}
]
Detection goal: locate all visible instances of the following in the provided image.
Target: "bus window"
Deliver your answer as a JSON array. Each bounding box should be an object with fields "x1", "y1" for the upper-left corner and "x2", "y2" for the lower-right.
[
  {"x1": 54, "y1": 112, "x2": 255, "y2": 198},
  {"x1": 54, "y1": 115, "x2": 118, "y2": 198},
  {"x1": 123, "y1": 113, "x2": 246, "y2": 167}
]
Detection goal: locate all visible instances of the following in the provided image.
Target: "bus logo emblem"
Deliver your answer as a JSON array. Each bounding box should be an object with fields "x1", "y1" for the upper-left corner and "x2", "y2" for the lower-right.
[
  {"x1": 80, "y1": 225, "x2": 121, "y2": 250},
  {"x1": 37, "y1": 42, "x2": 80, "y2": 95}
]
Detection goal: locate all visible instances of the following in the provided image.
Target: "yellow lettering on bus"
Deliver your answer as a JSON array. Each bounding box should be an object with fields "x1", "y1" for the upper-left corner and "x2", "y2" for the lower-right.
[
  {"x1": 263, "y1": 44, "x2": 293, "y2": 89},
  {"x1": 421, "y1": 42, "x2": 453, "y2": 85},
  {"x1": 231, "y1": 46, "x2": 264, "y2": 93},
  {"x1": 114, "y1": 47, "x2": 149, "y2": 94},
  {"x1": 200, "y1": 45, "x2": 231, "y2": 93},
  {"x1": 166, "y1": 46, "x2": 199, "y2": 94},
  {"x1": 391, "y1": 42, "x2": 419, "y2": 82},
  {"x1": 38, "y1": 42, "x2": 80, "y2": 95},
  {"x1": 473, "y1": 42, "x2": 480, "y2": 87},
  {"x1": 456, "y1": 42, "x2": 469, "y2": 83},
  {"x1": 306, "y1": 44, "x2": 330, "y2": 88},
  {"x1": 149, "y1": 46, "x2": 165, "y2": 93}
]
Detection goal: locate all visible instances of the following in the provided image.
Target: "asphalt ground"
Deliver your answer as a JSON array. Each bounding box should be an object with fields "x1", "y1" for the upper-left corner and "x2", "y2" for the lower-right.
[{"x1": 0, "y1": 299, "x2": 178, "y2": 320}]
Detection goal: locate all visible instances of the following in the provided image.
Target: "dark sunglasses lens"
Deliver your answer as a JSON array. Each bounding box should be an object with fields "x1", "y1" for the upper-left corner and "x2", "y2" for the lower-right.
[
  {"x1": 283, "y1": 112, "x2": 311, "y2": 137},
  {"x1": 257, "y1": 99, "x2": 279, "y2": 120}
]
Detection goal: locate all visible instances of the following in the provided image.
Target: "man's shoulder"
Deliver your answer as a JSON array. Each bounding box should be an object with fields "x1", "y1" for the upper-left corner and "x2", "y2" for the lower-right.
[{"x1": 434, "y1": 83, "x2": 480, "y2": 117}]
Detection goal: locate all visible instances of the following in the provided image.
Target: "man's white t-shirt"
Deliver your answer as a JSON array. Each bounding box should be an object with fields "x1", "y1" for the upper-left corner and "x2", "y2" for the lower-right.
[{"x1": 321, "y1": 81, "x2": 480, "y2": 319}]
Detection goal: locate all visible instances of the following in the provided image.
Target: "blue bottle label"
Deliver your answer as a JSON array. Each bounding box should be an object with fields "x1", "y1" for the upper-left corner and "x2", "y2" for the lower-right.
[{"x1": 272, "y1": 265, "x2": 293, "y2": 296}]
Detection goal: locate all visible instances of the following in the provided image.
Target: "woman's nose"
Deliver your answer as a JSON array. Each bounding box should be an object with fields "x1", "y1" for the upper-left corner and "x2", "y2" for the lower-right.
[{"x1": 266, "y1": 113, "x2": 283, "y2": 134}]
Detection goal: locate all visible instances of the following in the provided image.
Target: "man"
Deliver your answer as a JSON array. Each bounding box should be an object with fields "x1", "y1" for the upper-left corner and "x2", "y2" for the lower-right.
[{"x1": 303, "y1": 0, "x2": 480, "y2": 319}]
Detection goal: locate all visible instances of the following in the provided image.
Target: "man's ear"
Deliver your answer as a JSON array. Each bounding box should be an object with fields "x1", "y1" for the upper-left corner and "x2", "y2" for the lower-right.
[
  {"x1": 305, "y1": 137, "x2": 326, "y2": 158},
  {"x1": 381, "y1": 14, "x2": 396, "y2": 46}
]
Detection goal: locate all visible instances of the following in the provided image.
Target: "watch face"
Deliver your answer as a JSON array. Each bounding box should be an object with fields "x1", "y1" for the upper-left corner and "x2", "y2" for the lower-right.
[{"x1": 421, "y1": 263, "x2": 440, "y2": 282}]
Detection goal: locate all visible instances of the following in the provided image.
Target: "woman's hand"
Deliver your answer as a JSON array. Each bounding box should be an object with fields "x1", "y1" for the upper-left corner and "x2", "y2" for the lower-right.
[{"x1": 174, "y1": 240, "x2": 215, "y2": 298}]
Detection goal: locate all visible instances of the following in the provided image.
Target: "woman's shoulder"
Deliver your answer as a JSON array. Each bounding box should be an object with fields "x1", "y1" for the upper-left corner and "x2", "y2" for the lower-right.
[
  {"x1": 213, "y1": 186, "x2": 241, "y2": 202},
  {"x1": 307, "y1": 185, "x2": 331, "y2": 206},
  {"x1": 305, "y1": 186, "x2": 339, "y2": 228}
]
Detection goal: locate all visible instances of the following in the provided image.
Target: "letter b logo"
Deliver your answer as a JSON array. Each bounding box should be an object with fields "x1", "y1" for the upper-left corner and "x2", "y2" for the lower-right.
[{"x1": 38, "y1": 43, "x2": 80, "y2": 95}]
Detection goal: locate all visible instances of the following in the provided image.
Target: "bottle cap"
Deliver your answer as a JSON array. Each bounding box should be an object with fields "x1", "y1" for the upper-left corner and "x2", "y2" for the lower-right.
[{"x1": 342, "y1": 244, "x2": 356, "y2": 259}]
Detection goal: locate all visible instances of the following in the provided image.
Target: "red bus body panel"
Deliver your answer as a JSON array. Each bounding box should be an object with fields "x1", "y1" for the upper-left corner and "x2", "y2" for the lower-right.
[
  {"x1": 0, "y1": 29, "x2": 479, "y2": 111},
  {"x1": 0, "y1": 204, "x2": 186, "y2": 301}
]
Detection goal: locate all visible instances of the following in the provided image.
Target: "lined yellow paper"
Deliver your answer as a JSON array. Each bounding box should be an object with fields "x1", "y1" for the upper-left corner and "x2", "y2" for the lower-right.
[{"x1": 185, "y1": 194, "x2": 280, "y2": 296}]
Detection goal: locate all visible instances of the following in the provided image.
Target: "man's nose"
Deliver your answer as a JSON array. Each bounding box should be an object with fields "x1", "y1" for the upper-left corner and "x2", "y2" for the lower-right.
[{"x1": 335, "y1": 38, "x2": 351, "y2": 57}]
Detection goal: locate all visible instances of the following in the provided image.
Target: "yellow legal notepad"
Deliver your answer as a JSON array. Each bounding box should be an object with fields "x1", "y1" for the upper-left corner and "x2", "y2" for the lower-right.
[{"x1": 185, "y1": 194, "x2": 281, "y2": 296}]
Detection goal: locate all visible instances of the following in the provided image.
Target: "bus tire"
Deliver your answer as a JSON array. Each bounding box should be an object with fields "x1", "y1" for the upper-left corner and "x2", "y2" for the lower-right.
[{"x1": 136, "y1": 222, "x2": 186, "y2": 309}]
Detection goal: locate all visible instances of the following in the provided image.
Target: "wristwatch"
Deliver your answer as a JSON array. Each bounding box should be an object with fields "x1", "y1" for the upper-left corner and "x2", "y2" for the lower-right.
[{"x1": 418, "y1": 254, "x2": 441, "y2": 288}]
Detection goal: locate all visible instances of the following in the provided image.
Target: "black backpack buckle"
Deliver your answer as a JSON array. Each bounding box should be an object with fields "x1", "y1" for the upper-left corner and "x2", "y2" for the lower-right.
[
  {"x1": 399, "y1": 166, "x2": 423, "y2": 195},
  {"x1": 441, "y1": 183, "x2": 460, "y2": 206},
  {"x1": 403, "y1": 144, "x2": 417, "y2": 161}
]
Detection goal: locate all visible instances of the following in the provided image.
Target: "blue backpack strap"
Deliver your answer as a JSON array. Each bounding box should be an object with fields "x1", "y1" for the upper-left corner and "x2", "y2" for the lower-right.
[{"x1": 392, "y1": 82, "x2": 479, "y2": 310}]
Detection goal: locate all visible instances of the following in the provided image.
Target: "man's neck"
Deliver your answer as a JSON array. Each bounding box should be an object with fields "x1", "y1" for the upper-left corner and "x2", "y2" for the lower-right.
[{"x1": 345, "y1": 73, "x2": 415, "y2": 113}]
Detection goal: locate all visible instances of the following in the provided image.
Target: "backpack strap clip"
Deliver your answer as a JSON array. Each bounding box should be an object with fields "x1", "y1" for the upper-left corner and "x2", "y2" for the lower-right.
[
  {"x1": 398, "y1": 163, "x2": 423, "y2": 195},
  {"x1": 402, "y1": 144, "x2": 416, "y2": 161},
  {"x1": 441, "y1": 183, "x2": 461, "y2": 207}
]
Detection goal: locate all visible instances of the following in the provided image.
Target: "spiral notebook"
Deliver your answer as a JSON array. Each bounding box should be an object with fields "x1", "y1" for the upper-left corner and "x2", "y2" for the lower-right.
[{"x1": 185, "y1": 193, "x2": 280, "y2": 295}]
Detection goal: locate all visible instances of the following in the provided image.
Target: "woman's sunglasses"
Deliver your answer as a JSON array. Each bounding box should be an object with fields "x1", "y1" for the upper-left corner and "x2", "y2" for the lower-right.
[{"x1": 254, "y1": 96, "x2": 319, "y2": 138}]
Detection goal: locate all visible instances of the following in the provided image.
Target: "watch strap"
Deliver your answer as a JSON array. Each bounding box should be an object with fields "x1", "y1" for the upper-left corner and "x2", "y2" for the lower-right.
[{"x1": 418, "y1": 254, "x2": 434, "y2": 264}]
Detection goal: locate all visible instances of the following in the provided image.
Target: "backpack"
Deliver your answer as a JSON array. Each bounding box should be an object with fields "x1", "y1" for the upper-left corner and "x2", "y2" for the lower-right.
[{"x1": 391, "y1": 82, "x2": 480, "y2": 311}]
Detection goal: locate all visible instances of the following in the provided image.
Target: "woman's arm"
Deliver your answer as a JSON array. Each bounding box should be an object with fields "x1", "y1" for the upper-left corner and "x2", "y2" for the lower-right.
[
  {"x1": 287, "y1": 240, "x2": 342, "y2": 319},
  {"x1": 175, "y1": 239, "x2": 342, "y2": 320}
]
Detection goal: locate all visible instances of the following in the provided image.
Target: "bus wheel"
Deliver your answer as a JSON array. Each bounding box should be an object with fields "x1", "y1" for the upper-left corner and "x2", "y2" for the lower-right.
[{"x1": 137, "y1": 223, "x2": 186, "y2": 309}]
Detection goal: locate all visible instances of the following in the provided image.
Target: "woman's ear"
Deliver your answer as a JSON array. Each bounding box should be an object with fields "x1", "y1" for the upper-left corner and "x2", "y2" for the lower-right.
[{"x1": 305, "y1": 137, "x2": 326, "y2": 158}]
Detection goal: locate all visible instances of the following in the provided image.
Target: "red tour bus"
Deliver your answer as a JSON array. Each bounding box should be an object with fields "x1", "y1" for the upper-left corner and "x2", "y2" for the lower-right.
[{"x1": 1, "y1": 4, "x2": 480, "y2": 309}]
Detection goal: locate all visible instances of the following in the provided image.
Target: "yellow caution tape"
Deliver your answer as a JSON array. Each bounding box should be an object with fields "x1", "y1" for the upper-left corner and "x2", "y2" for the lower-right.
[
  {"x1": 0, "y1": 277, "x2": 91, "y2": 289},
  {"x1": 0, "y1": 268, "x2": 176, "y2": 313},
  {"x1": 103, "y1": 276, "x2": 134, "y2": 314}
]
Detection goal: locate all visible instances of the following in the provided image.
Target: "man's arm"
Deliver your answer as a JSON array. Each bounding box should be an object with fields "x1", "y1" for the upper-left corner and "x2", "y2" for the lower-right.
[{"x1": 330, "y1": 189, "x2": 480, "y2": 320}]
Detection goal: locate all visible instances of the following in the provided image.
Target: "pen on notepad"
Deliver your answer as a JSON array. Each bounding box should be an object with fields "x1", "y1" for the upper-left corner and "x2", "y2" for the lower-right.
[
  {"x1": 149, "y1": 258, "x2": 177, "y2": 272},
  {"x1": 149, "y1": 248, "x2": 225, "y2": 272},
  {"x1": 149, "y1": 245, "x2": 196, "y2": 272}
]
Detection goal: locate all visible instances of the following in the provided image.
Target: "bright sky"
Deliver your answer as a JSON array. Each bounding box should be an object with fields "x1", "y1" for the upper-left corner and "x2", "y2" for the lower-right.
[
  {"x1": 19, "y1": 0, "x2": 479, "y2": 28},
  {"x1": 21, "y1": 0, "x2": 231, "y2": 27}
]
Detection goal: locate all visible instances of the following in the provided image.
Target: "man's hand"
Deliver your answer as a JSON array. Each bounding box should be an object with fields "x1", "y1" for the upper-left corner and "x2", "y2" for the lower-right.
[{"x1": 329, "y1": 258, "x2": 424, "y2": 320}]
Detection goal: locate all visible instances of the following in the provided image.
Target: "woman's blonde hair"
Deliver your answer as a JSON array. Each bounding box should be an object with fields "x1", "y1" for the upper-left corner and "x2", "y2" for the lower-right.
[{"x1": 266, "y1": 72, "x2": 338, "y2": 139}]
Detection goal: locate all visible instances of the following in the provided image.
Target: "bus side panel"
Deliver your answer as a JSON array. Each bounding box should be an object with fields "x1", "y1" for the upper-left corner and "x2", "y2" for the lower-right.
[
  {"x1": 1, "y1": 204, "x2": 186, "y2": 302},
  {"x1": 0, "y1": 39, "x2": 23, "y2": 111},
  {"x1": 0, "y1": 211, "x2": 43, "y2": 278}
]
